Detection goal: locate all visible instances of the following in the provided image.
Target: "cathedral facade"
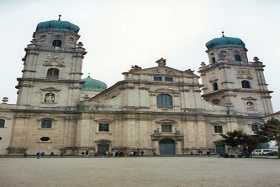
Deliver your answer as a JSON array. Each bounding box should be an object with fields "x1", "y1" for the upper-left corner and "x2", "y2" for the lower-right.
[{"x1": 0, "y1": 18, "x2": 273, "y2": 156}]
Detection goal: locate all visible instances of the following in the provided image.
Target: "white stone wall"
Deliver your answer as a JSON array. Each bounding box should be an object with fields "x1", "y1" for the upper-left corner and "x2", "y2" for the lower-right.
[{"x1": 0, "y1": 106, "x2": 14, "y2": 155}]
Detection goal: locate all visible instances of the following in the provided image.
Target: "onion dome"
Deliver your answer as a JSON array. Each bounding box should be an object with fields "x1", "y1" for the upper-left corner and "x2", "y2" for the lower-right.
[
  {"x1": 206, "y1": 34, "x2": 246, "y2": 50},
  {"x1": 36, "y1": 15, "x2": 79, "y2": 33},
  {"x1": 81, "y1": 75, "x2": 107, "y2": 92}
]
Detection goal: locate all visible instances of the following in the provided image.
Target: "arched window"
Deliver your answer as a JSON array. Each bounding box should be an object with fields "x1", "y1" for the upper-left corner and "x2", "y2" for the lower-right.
[
  {"x1": 41, "y1": 118, "x2": 53, "y2": 128},
  {"x1": 52, "y1": 40, "x2": 62, "y2": 48},
  {"x1": 212, "y1": 57, "x2": 216, "y2": 64},
  {"x1": 234, "y1": 54, "x2": 242, "y2": 61},
  {"x1": 212, "y1": 82, "x2": 219, "y2": 91},
  {"x1": 241, "y1": 80, "x2": 251, "y2": 88},
  {"x1": 46, "y1": 68, "x2": 59, "y2": 80},
  {"x1": 0, "y1": 119, "x2": 5, "y2": 128},
  {"x1": 44, "y1": 93, "x2": 55, "y2": 104},
  {"x1": 157, "y1": 94, "x2": 173, "y2": 108}
]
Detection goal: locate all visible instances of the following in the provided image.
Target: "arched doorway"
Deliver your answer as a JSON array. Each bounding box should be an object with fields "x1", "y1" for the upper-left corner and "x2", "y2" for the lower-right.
[
  {"x1": 96, "y1": 140, "x2": 110, "y2": 156},
  {"x1": 159, "y1": 139, "x2": 176, "y2": 155}
]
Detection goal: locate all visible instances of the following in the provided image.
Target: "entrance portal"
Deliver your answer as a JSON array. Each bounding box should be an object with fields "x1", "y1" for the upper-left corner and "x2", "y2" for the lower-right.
[
  {"x1": 159, "y1": 139, "x2": 176, "y2": 155},
  {"x1": 97, "y1": 143, "x2": 109, "y2": 156}
]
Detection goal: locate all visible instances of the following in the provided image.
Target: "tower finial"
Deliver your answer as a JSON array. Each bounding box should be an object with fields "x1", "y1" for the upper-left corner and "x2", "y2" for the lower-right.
[
  {"x1": 58, "y1": 14, "x2": 62, "y2": 21},
  {"x1": 222, "y1": 31, "x2": 225, "y2": 37}
]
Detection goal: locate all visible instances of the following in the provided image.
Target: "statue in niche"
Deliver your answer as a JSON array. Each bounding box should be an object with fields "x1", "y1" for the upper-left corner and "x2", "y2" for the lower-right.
[{"x1": 44, "y1": 93, "x2": 55, "y2": 104}]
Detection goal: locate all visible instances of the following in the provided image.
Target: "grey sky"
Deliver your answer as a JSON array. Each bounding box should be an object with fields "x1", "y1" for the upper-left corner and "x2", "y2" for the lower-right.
[{"x1": 0, "y1": 0, "x2": 279, "y2": 111}]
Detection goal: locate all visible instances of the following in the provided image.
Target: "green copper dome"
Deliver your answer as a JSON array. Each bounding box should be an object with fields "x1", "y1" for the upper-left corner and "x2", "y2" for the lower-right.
[
  {"x1": 206, "y1": 36, "x2": 245, "y2": 49},
  {"x1": 81, "y1": 76, "x2": 107, "y2": 92},
  {"x1": 36, "y1": 19, "x2": 80, "y2": 33}
]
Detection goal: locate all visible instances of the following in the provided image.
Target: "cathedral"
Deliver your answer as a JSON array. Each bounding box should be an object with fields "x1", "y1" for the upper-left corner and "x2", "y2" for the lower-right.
[{"x1": 0, "y1": 18, "x2": 273, "y2": 156}]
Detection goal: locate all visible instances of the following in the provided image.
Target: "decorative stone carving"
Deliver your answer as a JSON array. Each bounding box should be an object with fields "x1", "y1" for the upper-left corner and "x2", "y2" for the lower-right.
[{"x1": 43, "y1": 54, "x2": 65, "y2": 67}]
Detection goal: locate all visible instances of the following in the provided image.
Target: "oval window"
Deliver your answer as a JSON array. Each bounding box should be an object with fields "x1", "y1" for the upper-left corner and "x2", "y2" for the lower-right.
[
  {"x1": 40, "y1": 137, "x2": 50, "y2": 141},
  {"x1": 0, "y1": 137, "x2": 2, "y2": 140},
  {"x1": 247, "y1": 101, "x2": 254, "y2": 106}
]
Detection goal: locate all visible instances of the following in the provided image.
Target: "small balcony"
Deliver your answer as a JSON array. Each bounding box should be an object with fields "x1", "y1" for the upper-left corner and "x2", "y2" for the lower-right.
[{"x1": 151, "y1": 128, "x2": 183, "y2": 141}]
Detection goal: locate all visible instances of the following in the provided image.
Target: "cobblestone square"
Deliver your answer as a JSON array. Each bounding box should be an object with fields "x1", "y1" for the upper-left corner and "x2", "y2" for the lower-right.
[{"x1": 0, "y1": 157, "x2": 279, "y2": 187}]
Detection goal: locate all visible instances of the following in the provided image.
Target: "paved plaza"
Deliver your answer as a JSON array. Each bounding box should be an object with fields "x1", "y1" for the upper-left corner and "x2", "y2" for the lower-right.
[{"x1": 0, "y1": 157, "x2": 279, "y2": 187}]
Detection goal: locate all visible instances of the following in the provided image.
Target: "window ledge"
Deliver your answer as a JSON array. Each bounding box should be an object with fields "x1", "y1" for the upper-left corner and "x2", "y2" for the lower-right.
[
  {"x1": 37, "y1": 141, "x2": 52, "y2": 143},
  {"x1": 96, "y1": 132, "x2": 112, "y2": 135},
  {"x1": 38, "y1": 128, "x2": 54, "y2": 130},
  {"x1": 213, "y1": 133, "x2": 223, "y2": 136},
  {"x1": 158, "y1": 107, "x2": 173, "y2": 110}
]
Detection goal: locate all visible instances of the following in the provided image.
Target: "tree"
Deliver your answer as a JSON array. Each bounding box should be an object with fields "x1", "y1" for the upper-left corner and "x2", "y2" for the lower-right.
[
  {"x1": 259, "y1": 118, "x2": 280, "y2": 158},
  {"x1": 217, "y1": 130, "x2": 268, "y2": 157}
]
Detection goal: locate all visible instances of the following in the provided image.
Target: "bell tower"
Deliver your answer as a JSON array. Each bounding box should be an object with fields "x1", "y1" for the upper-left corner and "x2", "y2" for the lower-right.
[
  {"x1": 16, "y1": 16, "x2": 86, "y2": 107},
  {"x1": 199, "y1": 33, "x2": 273, "y2": 115}
]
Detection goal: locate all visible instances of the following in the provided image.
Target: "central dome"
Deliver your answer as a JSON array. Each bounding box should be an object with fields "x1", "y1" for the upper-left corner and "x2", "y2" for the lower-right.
[
  {"x1": 81, "y1": 76, "x2": 107, "y2": 92},
  {"x1": 206, "y1": 36, "x2": 245, "y2": 50},
  {"x1": 36, "y1": 19, "x2": 80, "y2": 33}
]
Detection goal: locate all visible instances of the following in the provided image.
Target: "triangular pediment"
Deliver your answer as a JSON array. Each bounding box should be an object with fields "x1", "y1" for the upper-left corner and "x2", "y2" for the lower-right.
[{"x1": 125, "y1": 66, "x2": 196, "y2": 77}]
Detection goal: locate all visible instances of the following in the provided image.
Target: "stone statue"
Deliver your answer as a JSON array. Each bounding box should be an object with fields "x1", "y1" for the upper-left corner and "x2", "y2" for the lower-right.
[{"x1": 44, "y1": 93, "x2": 55, "y2": 104}]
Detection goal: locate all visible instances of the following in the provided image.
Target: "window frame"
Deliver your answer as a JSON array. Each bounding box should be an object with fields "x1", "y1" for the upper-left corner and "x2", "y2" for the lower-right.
[
  {"x1": 52, "y1": 40, "x2": 62, "y2": 48},
  {"x1": 161, "y1": 124, "x2": 172, "y2": 133},
  {"x1": 241, "y1": 80, "x2": 251, "y2": 89},
  {"x1": 0, "y1": 119, "x2": 5, "y2": 128},
  {"x1": 165, "y1": 77, "x2": 173, "y2": 82},
  {"x1": 212, "y1": 82, "x2": 219, "y2": 91},
  {"x1": 157, "y1": 94, "x2": 173, "y2": 109},
  {"x1": 46, "y1": 68, "x2": 59, "y2": 80},
  {"x1": 234, "y1": 54, "x2": 242, "y2": 62},
  {"x1": 154, "y1": 76, "x2": 162, "y2": 81},
  {"x1": 41, "y1": 118, "x2": 53, "y2": 129},
  {"x1": 98, "y1": 122, "x2": 110, "y2": 132},
  {"x1": 214, "y1": 125, "x2": 223, "y2": 134}
]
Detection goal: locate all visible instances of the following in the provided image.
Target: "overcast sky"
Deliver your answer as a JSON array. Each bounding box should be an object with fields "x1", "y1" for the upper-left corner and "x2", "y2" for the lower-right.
[{"x1": 0, "y1": 0, "x2": 279, "y2": 111}]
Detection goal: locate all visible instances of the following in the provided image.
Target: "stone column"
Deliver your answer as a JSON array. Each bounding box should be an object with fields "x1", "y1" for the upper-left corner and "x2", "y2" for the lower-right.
[{"x1": 176, "y1": 141, "x2": 182, "y2": 155}]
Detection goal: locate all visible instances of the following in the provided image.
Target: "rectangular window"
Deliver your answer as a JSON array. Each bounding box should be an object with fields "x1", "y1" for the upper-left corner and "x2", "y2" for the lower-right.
[
  {"x1": 41, "y1": 119, "x2": 52, "y2": 128},
  {"x1": 165, "y1": 77, "x2": 173, "y2": 82},
  {"x1": 154, "y1": 76, "x2": 162, "y2": 81},
  {"x1": 99, "y1": 123, "x2": 109, "y2": 132},
  {"x1": 161, "y1": 124, "x2": 172, "y2": 132},
  {"x1": 214, "y1": 125, "x2": 223, "y2": 134},
  {"x1": 0, "y1": 119, "x2": 5, "y2": 128}
]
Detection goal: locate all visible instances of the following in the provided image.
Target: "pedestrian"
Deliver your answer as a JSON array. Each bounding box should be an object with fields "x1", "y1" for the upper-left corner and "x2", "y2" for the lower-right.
[{"x1": 36, "y1": 152, "x2": 40, "y2": 159}]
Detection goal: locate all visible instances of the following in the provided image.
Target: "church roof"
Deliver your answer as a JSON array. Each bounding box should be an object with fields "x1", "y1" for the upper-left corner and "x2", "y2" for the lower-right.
[
  {"x1": 81, "y1": 75, "x2": 107, "y2": 92},
  {"x1": 36, "y1": 18, "x2": 80, "y2": 33},
  {"x1": 206, "y1": 36, "x2": 246, "y2": 50}
]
